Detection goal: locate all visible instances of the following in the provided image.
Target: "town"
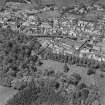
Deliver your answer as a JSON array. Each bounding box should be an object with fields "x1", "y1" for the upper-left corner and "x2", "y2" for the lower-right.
[
  {"x1": 0, "y1": 1, "x2": 105, "y2": 105},
  {"x1": 0, "y1": 2, "x2": 105, "y2": 63}
]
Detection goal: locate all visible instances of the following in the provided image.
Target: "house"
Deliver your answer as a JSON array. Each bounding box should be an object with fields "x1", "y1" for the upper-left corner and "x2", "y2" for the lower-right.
[
  {"x1": 93, "y1": 4, "x2": 104, "y2": 11},
  {"x1": 22, "y1": 21, "x2": 30, "y2": 26},
  {"x1": 80, "y1": 48, "x2": 89, "y2": 53},
  {"x1": 8, "y1": 22, "x2": 17, "y2": 31},
  {"x1": 93, "y1": 46, "x2": 100, "y2": 51},
  {"x1": 68, "y1": 30, "x2": 77, "y2": 37},
  {"x1": 11, "y1": 78, "x2": 26, "y2": 90},
  {"x1": 39, "y1": 22, "x2": 52, "y2": 34},
  {"x1": 64, "y1": 50, "x2": 73, "y2": 55}
]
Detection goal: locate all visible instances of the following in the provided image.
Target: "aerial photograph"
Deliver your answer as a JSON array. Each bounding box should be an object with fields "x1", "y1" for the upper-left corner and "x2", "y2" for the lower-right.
[{"x1": 0, "y1": 0, "x2": 105, "y2": 105}]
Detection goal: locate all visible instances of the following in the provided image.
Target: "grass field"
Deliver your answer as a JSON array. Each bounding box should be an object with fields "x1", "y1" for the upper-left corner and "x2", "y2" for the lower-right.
[
  {"x1": 38, "y1": 59, "x2": 96, "y2": 86},
  {"x1": 0, "y1": 86, "x2": 18, "y2": 105},
  {"x1": 0, "y1": 60, "x2": 105, "y2": 105},
  {"x1": 94, "y1": 71, "x2": 105, "y2": 105},
  {"x1": 38, "y1": 59, "x2": 105, "y2": 105}
]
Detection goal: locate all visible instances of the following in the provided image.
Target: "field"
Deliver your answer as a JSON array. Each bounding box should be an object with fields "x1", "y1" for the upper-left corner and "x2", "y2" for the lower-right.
[
  {"x1": 0, "y1": 86, "x2": 18, "y2": 105},
  {"x1": 38, "y1": 59, "x2": 105, "y2": 105},
  {"x1": 0, "y1": 59, "x2": 105, "y2": 105},
  {"x1": 38, "y1": 60, "x2": 95, "y2": 86},
  {"x1": 94, "y1": 71, "x2": 105, "y2": 105}
]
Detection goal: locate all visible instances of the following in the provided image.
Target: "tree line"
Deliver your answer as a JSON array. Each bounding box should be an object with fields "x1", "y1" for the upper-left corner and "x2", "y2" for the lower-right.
[{"x1": 41, "y1": 49, "x2": 105, "y2": 71}]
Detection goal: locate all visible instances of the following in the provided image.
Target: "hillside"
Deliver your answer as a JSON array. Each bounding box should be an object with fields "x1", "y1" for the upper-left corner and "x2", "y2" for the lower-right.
[{"x1": 0, "y1": 0, "x2": 105, "y2": 10}]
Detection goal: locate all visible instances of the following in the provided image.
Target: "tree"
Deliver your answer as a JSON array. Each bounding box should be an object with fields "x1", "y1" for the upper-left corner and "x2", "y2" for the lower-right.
[
  {"x1": 69, "y1": 73, "x2": 81, "y2": 86},
  {"x1": 100, "y1": 63, "x2": 105, "y2": 72},
  {"x1": 64, "y1": 55, "x2": 68, "y2": 63},
  {"x1": 80, "y1": 88, "x2": 89, "y2": 102},
  {"x1": 77, "y1": 82, "x2": 87, "y2": 90},
  {"x1": 71, "y1": 55, "x2": 76, "y2": 65},
  {"x1": 6, "y1": 85, "x2": 40, "y2": 105},
  {"x1": 99, "y1": 73, "x2": 104, "y2": 78},
  {"x1": 7, "y1": 69, "x2": 17, "y2": 77},
  {"x1": 64, "y1": 63, "x2": 70, "y2": 73},
  {"x1": 30, "y1": 55, "x2": 38, "y2": 63},
  {"x1": 16, "y1": 71, "x2": 23, "y2": 79},
  {"x1": 75, "y1": 56, "x2": 80, "y2": 65},
  {"x1": 0, "y1": 0, "x2": 6, "y2": 11},
  {"x1": 77, "y1": 58, "x2": 82, "y2": 66},
  {"x1": 87, "y1": 67, "x2": 96, "y2": 75},
  {"x1": 37, "y1": 60, "x2": 43, "y2": 66},
  {"x1": 89, "y1": 59, "x2": 96, "y2": 68},
  {"x1": 91, "y1": 60, "x2": 100, "y2": 69},
  {"x1": 68, "y1": 54, "x2": 72, "y2": 63},
  {"x1": 90, "y1": 0, "x2": 99, "y2": 6},
  {"x1": 60, "y1": 54, "x2": 65, "y2": 63},
  {"x1": 87, "y1": 59, "x2": 92, "y2": 67},
  {"x1": 46, "y1": 69, "x2": 55, "y2": 77}
]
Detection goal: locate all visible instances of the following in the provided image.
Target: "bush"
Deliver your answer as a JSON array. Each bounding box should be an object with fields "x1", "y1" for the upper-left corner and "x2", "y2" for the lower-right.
[
  {"x1": 77, "y1": 82, "x2": 87, "y2": 90},
  {"x1": 64, "y1": 63, "x2": 70, "y2": 73},
  {"x1": 92, "y1": 61, "x2": 100, "y2": 69},
  {"x1": 80, "y1": 88, "x2": 89, "y2": 100},
  {"x1": 87, "y1": 68, "x2": 96, "y2": 75},
  {"x1": 68, "y1": 73, "x2": 81, "y2": 86},
  {"x1": 37, "y1": 60, "x2": 43, "y2": 66},
  {"x1": 64, "y1": 55, "x2": 69, "y2": 63},
  {"x1": 7, "y1": 69, "x2": 17, "y2": 77},
  {"x1": 75, "y1": 57, "x2": 80, "y2": 65},
  {"x1": 47, "y1": 69, "x2": 55, "y2": 77},
  {"x1": 71, "y1": 56, "x2": 76, "y2": 65},
  {"x1": 71, "y1": 73, "x2": 81, "y2": 82},
  {"x1": 78, "y1": 58, "x2": 84, "y2": 66},
  {"x1": 100, "y1": 68, "x2": 105, "y2": 72}
]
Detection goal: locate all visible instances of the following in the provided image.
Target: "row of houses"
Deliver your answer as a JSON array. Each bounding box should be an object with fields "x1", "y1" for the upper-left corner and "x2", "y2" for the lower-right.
[{"x1": 1, "y1": 5, "x2": 105, "y2": 39}]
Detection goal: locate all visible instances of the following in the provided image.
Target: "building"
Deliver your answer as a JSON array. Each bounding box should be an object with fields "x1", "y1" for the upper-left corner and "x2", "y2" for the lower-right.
[{"x1": 39, "y1": 22, "x2": 52, "y2": 34}]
